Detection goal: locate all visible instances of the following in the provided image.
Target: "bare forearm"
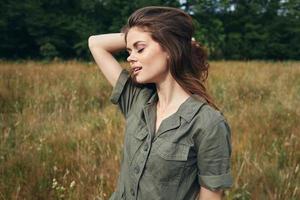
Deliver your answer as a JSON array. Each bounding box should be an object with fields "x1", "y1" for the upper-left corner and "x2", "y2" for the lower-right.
[
  {"x1": 88, "y1": 33, "x2": 124, "y2": 87},
  {"x1": 88, "y1": 33, "x2": 126, "y2": 53},
  {"x1": 198, "y1": 187, "x2": 223, "y2": 200}
]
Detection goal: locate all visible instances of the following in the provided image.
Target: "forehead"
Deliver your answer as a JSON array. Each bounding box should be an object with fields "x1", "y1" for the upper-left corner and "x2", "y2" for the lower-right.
[{"x1": 126, "y1": 27, "x2": 152, "y2": 47}]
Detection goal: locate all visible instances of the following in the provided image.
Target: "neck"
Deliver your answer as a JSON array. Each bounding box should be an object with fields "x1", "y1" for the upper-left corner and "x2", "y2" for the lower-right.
[{"x1": 155, "y1": 73, "x2": 191, "y2": 110}]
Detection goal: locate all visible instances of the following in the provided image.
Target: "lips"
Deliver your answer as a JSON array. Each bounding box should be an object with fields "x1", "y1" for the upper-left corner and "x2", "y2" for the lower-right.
[
  {"x1": 132, "y1": 67, "x2": 142, "y2": 74},
  {"x1": 133, "y1": 67, "x2": 142, "y2": 72}
]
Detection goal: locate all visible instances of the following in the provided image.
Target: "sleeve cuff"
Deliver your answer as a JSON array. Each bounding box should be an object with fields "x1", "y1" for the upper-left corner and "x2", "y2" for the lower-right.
[
  {"x1": 109, "y1": 69, "x2": 130, "y2": 104},
  {"x1": 198, "y1": 172, "x2": 233, "y2": 191}
]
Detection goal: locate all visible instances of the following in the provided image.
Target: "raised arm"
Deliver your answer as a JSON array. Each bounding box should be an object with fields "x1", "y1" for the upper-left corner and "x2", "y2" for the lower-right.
[{"x1": 88, "y1": 33, "x2": 125, "y2": 87}]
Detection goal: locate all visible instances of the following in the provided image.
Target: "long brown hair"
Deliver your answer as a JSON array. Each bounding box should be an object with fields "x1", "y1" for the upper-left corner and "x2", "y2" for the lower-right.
[{"x1": 122, "y1": 6, "x2": 218, "y2": 110}]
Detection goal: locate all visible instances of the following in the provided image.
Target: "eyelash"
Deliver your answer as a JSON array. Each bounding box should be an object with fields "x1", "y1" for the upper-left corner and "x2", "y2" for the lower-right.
[
  {"x1": 127, "y1": 48, "x2": 144, "y2": 56},
  {"x1": 137, "y1": 48, "x2": 144, "y2": 53}
]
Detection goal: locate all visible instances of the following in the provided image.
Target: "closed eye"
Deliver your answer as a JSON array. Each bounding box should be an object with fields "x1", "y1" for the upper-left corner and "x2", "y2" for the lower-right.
[{"x1": 137, "y1": 48, "x2": 144, "y2": 53}]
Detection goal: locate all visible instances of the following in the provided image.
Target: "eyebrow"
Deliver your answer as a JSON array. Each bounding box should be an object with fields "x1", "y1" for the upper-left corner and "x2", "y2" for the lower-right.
[{"x1": 126, "y1": 41, "x2": 145, "y2": 51}]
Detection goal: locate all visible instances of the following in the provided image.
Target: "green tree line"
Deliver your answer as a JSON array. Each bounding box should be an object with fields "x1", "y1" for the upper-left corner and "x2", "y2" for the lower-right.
[{"x1": 0, "y1": 0, "x2": 299, "y2": 60}]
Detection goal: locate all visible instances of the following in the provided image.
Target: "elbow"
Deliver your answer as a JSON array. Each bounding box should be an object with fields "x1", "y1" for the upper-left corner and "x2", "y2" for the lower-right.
[
  {"x1": 88, "y1": 35, "x2": 95, "y2": 49},
  {"x1": 88, "y1": 36, "x2": 93, "y2": 48}
]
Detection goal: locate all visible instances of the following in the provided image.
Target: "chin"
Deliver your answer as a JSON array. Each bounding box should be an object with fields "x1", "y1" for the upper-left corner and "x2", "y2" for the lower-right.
[
  {"x1": 135, "y1": 78, "x2": 147, "y2": 84},
  {"x1": 132, "y1": 75, "x2": 143, "y2": 84},
  {"x1": 134, "y1": 76, "x2": 152, "y2": 84}
]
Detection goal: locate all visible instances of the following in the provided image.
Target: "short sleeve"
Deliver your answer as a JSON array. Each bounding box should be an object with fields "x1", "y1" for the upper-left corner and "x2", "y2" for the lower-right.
[
  {"x1": 196, "y1": 119, "x2": 233, "y2": 191},
  {"x1": 109, "y1": 68, "x2": 143, "y2": 117}
]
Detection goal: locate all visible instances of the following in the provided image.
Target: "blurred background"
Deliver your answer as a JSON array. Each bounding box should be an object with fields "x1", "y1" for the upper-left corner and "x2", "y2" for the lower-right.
[
  {"x1": 0, "y1": 0, "x2": 299, "y2": 200},
  {"x1": 1, "y1": 0, "x2": 300, "y2": 60}
]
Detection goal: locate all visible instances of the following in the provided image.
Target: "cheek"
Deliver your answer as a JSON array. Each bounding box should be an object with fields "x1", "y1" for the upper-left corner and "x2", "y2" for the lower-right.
[
  {"x1": 154, "y1": 56, "x2": 168, "y2": 71},
  {"x1": 144, "y1": 59, "x2": 167, "y2": 74},
  {"x1": 143, "y1": 51, "x2": 168, "y2": 69}
]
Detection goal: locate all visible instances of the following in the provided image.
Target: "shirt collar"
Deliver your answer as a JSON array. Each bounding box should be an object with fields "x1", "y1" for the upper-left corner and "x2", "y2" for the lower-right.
[{"x1": 146, "y1": 92, "x2": 207, "y2": 123}]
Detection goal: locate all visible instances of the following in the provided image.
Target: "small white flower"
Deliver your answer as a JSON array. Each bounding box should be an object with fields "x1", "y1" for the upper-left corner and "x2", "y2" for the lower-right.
[
  {"x1": 52, "y1": 178, "x2": 58, "y2": 188},
  {"x1": 70, "y1": 180, "x2": 76, "y2": 188},
  {"x1": 60, "y1": 186, "x2": 65, "y2": 191}
]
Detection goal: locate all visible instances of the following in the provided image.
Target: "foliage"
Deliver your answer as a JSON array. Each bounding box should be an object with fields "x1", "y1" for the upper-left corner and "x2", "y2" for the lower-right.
[{"x1": 0, "y1": 0, "x2": 299, "y2": 60}]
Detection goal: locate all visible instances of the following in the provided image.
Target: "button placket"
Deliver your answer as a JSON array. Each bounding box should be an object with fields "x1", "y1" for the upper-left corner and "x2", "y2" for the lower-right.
[
  {"x1": 132, "y1": 137, "x2": 152, "y2": 200},
  {"x1": 133, "y1": 104, "x2": 154, "y2": 200}
]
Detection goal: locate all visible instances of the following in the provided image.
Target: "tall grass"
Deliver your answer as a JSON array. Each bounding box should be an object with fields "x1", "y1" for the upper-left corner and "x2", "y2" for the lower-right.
[{"x1": 0, "y1": 60, "x2": 299, "y2": 199}]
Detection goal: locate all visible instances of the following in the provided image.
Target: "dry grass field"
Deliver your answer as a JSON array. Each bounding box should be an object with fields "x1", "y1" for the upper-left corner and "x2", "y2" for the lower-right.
[{"x1": 0, "y1": 60, "x2": 299, "y2": 200}]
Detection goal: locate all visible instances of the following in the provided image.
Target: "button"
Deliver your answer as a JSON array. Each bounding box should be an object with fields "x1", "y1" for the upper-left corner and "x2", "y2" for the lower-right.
[
  {"x1": 130, "y1": 188, "x2": 135, "y2": 196},
  {"x1": 134, "y1": 165, "x2": 140, "y2": 174},
  {"x1": 143, "y1": 143, "x2": 149, "y2": 151}
]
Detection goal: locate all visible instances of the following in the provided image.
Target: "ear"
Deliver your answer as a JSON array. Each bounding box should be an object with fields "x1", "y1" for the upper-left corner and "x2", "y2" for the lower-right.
[{"x1": 166, "y1": 53, "x2": 170, "y2": 60}]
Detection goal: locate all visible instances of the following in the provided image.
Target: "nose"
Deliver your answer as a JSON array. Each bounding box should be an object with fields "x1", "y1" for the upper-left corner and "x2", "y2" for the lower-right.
[{"x1": 127, "y1": 52, "x2": 137, "y2": 63}]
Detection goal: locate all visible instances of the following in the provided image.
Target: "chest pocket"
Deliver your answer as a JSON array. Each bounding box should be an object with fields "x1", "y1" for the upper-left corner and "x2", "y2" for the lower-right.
[
  {"x1": 145, "y1": 140, "x2": 191, "y2": 184},
  {"x1": 124, "y1": 114, "x2": 148, "y2": 165},
  {"x1": 157, "y1": 142, "x2": 190, "y2": 161}
]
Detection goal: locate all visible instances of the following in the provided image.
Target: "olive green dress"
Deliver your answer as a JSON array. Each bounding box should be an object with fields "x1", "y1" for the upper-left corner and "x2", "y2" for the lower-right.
[{"x1": 109, "y1": 69, "x2": 232, "y2": 200}]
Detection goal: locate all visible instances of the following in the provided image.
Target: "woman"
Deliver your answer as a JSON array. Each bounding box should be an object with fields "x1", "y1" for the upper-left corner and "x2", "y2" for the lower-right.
[{"x1": 89, "y1": 6, "x2": 232, "y2": 200}]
